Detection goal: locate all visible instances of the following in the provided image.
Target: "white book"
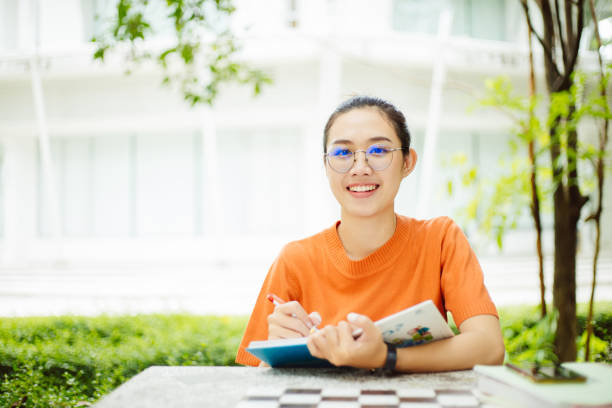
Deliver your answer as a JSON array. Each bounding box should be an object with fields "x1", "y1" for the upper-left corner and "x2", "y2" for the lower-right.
[
  {"x1": 375, "y1": 299, "x2": 455, "y2": 346},
  {"x1": 474, "y1": 363, "x2": 612, "y2": 408}
]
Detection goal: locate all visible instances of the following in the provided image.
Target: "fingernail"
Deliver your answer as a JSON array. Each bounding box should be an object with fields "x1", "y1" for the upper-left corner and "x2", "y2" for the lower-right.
[{"x1": 347, "y1": 312, "x2": 359, "y2": 322}]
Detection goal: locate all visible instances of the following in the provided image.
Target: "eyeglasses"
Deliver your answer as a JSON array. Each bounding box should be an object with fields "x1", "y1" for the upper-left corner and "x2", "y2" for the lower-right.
[{"x1": 324, "y1": 144, "x2": 404, "y2": 173}]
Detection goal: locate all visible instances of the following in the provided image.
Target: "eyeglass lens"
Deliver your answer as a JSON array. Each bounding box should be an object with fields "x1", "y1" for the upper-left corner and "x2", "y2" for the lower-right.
[{"x1": 327, "y1": 145, "x2": 396, "y2": 173}]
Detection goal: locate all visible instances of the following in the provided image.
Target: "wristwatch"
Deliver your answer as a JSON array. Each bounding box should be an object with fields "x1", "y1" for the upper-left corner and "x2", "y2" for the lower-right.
[{"x1": 373, "y1": 342, "x2": 397, "y2": 374}]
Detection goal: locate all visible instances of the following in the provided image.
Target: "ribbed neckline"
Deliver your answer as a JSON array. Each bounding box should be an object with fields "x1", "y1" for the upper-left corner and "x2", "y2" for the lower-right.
[{"x1": 323, "y1": 214, "x2": 413, "y2": 279}]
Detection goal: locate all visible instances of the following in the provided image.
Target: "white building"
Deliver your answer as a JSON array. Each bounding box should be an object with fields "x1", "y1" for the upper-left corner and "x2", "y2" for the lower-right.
[{"x1": 0, "y1": 0, "x2": 610, "y2": 315}]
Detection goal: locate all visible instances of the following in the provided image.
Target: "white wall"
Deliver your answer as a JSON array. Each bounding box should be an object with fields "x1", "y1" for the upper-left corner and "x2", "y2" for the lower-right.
[{"x1": 0, "y1": 0, "x2": 610, "y2": 268}]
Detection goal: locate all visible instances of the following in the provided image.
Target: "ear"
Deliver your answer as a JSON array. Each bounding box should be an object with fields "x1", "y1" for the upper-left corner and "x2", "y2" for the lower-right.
[{"x1": 401, "y1": 148, "x2": 417, "y2": 178}]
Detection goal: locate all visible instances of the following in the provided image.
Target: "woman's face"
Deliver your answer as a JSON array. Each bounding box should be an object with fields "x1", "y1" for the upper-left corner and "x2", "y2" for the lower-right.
[{"x1": 325, "y1": 107, "x2": 417, "y2": 220}]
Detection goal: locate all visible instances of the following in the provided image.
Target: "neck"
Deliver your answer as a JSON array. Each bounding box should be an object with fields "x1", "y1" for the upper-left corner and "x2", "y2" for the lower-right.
[{"x1": 337, "y1": 209, "x2": 397, "y2": 261}]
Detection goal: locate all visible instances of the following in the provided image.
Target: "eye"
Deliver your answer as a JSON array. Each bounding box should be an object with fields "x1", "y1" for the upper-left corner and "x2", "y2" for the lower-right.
[
  {"x1": 367, "y1": 145, "x2": 390, "y2": 156},
  {"x1": 329, "y1": 147, "x2": 352, "y2": 158}
]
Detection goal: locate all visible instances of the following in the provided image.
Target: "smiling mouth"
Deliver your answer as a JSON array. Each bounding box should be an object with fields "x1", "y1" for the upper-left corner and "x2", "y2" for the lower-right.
[{"x1": 347, "y1": 184, "x2": 379, "y2": 192}]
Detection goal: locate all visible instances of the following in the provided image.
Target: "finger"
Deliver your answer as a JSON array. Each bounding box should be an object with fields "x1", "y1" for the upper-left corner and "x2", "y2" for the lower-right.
[
  {"x1": 337, "y1": 320, "x2": 354, "y2": 344},
  {"x1": 268, "y1": 311, "x2": 310, "y2": 337},
  {"x1": 306, "y1": 335, "x2": 324, "y2": 359},
  {"x1": 347, "y1": 313, "x2": 378, "y2": 340},
  {"x1": 277, "y1": 301, "x2": 316, "y2": 329},
  {"x1": 307, "y1": 330, "x2": 329, "y2": 359},
  {"x1": 308, "y1": 311, "x2": 322, "y2": 328},
  {"x1": 268, "y1": 325, "x2": 307, "y2": 339},
  {"x1": 321, "y1": 324, "x2": 339, "y2": 347}
]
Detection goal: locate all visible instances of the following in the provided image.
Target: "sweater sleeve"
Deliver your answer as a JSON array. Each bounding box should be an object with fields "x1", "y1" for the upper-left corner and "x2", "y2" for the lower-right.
[
  {"x1": 235, "y1": 244, "x2": 301, "y2": 366},
  {"x1": 439, "y1": 218, "x2": 498, "y2": 329}
]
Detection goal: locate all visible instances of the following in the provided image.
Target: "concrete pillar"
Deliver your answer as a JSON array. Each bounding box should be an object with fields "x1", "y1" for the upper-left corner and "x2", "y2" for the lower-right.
[
  {"x1": 1, "y1": 136, "x2": 38, "y2": 266},
  {"x1": 415, "y1": 8, "x2": 453, "y2": 219},
  {"x1": 201, "y1": 107, "x2": 223, "y2": 256},
  {"x1": 302, "y1": 43, "x2": 342, "y2": 234}
]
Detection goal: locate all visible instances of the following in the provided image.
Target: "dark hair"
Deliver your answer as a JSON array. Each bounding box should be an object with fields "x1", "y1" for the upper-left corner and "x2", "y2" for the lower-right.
[{"x1": 323, "y1": 95, "x2": 411, "y2": 155}]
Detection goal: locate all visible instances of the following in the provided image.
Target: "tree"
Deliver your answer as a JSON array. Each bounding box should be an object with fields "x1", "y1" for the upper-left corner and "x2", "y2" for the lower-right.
[
  {"x1": 91, "y1": 0, "x2": 271, "y2": 106},
  {"x1": 448, "y1": 0, "x2": 611, "y2": 362},
  {"x1": 518, "y1": 0, "x2": 611, "y2": 362}
]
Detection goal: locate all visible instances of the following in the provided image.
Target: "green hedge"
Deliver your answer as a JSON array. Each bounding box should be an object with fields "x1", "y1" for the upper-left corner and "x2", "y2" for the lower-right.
[
  {"x1": 0, "y1": 304, "x2": 610, "y2": 407},
  {"x1": 0, "y1": 314, "x2": 247, "y2": 407}
]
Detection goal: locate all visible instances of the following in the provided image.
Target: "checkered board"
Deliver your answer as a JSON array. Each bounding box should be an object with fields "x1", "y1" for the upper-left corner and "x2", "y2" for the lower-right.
[{"x1": 236, "y1": 387, "x2": 488, "y2": 407}]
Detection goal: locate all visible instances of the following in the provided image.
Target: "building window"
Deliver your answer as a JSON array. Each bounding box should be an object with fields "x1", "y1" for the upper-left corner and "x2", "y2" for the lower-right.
[
  {"x1": 218, "y1": 128, "x2": 303, "y2": 235},
  {"x1": 453, "y1": 0, "x2": 507, "y2": 41},
  {"x1": 35, "y1": 128, "x2": 304, "y2": 239},
  {"x1": 0, "y1": 0, "x2": 18, "y2": 51},
  {"x1": 392, "y1": 0, "x2": 444, "y2": 35},
  {"x1": 392, "y1": 0, "x2": 507, "y2": 41},
  {"x1": 37, "y1": 132, "x2": 201, "y2": 238}
]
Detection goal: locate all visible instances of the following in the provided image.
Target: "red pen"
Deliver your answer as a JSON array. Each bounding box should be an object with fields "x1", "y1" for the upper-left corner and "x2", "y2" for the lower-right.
[{"x1": 266, "y1": 293, "x2": 285, "y2": 307}]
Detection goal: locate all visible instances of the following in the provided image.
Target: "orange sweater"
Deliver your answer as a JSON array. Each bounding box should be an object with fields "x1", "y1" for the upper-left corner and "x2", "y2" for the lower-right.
[{"x1": 236, "y1": 215, "x2": 498, "y2": 366}]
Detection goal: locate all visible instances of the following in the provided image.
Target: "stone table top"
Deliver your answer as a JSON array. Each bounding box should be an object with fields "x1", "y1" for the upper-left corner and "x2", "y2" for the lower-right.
[{"x1": 93, "y1": 366, "x2": 479, "y2": 407}]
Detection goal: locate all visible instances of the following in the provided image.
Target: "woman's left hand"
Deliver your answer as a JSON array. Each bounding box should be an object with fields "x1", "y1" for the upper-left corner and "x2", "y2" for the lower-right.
[{"x1": 306, "y1": 313, "x2": 387, "y2": 369}]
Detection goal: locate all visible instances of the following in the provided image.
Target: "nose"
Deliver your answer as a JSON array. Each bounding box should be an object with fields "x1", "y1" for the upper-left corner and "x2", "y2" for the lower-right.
[{"x1": 349, "y1": 150, "x2": 372, "y2": 175}]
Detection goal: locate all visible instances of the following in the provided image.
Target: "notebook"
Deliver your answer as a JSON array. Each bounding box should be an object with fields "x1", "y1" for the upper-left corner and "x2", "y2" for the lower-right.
[{"x1": 246, "y1": 299, "x2": 454, "y2": 367}]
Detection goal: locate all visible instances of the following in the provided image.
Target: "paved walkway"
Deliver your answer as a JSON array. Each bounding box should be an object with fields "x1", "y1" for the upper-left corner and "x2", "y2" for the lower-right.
[{"x1": 1, "y1": 255, "x2": 611, "y2": 317}]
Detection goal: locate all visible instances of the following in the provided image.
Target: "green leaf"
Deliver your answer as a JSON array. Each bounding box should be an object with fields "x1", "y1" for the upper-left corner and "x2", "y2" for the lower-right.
[
  {"x1": 159, "y1": 47, "x2": 178, "y2": 62},
  {"x1": 93, "y1": 46, "x2": 108, "y2": 61},
  {"x1": 91, "y1": 0, "x2": 270, "y2": 107},
  {"x1": 180, "y1": 43, "x2": 194, "y2": 64}
]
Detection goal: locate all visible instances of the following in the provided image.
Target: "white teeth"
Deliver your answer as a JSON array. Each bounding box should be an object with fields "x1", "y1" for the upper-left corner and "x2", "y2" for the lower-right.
[{"x1": 349, "y1": 185, "x2": 377, "y2": 192}]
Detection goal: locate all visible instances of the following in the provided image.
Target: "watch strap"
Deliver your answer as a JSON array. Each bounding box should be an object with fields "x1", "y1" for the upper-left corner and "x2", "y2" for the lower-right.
[{"x1": 383, "y1": 342, "x2": 397, "y2": 372}]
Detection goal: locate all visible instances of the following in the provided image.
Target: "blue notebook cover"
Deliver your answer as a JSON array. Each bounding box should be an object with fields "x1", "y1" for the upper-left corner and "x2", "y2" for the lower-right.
[
  {"x1": 246, "y1": 300, "x2": 453, "y2": 367},
  {"x1": 246, "y1": 337, "x2": 333, "y2": 368}
]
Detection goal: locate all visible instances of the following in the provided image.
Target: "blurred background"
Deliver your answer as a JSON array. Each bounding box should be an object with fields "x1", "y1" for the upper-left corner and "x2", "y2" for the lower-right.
[{"x1": 0, "y1": 0, "x2": 611, "y2": 317}]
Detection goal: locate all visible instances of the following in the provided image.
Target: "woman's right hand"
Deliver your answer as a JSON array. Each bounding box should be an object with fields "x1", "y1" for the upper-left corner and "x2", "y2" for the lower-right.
[{"x1": 267, "y1": 300, "x2": 321, "y2": 339}]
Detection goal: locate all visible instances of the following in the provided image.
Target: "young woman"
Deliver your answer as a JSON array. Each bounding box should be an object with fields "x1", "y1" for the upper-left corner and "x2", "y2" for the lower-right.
[{"x1": 235, "y1": 96, "x2": 505, "y2": 372}]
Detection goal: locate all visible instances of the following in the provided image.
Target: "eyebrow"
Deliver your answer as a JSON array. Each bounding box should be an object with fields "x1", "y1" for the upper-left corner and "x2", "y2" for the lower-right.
[{"x1": 329, "y1": 136, "x2": 394, "y2": 145}]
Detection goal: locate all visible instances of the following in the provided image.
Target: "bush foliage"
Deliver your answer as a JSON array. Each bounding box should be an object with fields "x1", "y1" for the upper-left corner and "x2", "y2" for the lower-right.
[
  {"x1": 499, "y1": 303, "x2": 612, "y2": 364},
  {"x1": 0, "y1": 305, "x2": 610, "y2": 407},
  {"x1": 0, "y1": 314, "x2": 246, "y2": 407}
]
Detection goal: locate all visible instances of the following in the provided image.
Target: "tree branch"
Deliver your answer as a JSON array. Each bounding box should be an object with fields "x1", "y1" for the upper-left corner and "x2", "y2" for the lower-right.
[
  {"x1": 554, "y1": 0, "x2": 568, "y2": 67},
  {"x1": 559, "y1": 0, "x2": 584, "y2": 89},
  {"x1": 564, "y1": 0, "x2": 575, "y2": 56},
  {"x1": 520, "y1": 0, "x2": 563, "y2": 83},
  {"x1": 575, "y1": 0, "x2": 585, "y2": 53}
]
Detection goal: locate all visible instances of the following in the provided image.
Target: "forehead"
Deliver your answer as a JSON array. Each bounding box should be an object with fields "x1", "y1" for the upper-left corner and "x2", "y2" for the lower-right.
[{"x1": 327, "y1": 107, "x2": 399, "y2": 146}]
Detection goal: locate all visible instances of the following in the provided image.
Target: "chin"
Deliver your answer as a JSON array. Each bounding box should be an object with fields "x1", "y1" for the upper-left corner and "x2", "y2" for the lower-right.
[{"x1": 341, "y1": 204, "x2": 386, "y2": 219}]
